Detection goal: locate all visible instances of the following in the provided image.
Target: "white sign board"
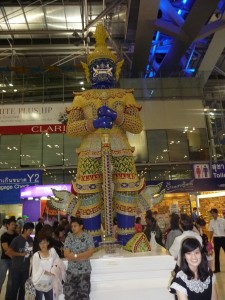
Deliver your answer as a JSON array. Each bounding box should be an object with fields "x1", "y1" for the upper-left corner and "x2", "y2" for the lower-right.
[
  {"x1": 0, "y1": 103, "x2": 69, "y2": 125},
  {"x1": 193, "y1": 164, "x2": 210, "y2": 179}
]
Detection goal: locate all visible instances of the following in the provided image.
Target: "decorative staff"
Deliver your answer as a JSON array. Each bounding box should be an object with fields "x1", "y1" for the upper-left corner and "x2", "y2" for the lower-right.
[{"x1": 101, "y1": 128, "x2": 114, "y2": 239}]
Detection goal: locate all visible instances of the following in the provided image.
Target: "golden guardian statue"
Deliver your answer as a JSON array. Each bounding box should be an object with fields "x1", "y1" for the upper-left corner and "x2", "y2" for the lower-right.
[{"x1": 66, "y1": 23, "x2": 144, "y2": 246}]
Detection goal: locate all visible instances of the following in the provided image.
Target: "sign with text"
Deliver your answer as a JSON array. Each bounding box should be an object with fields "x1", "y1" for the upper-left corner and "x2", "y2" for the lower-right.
[
  {"x1": 0, "y1": 170, "x2": 42, "y2": 204},
  {"x1": 146, "y1": 178, "x2": 225, "y2": 193},
  {"x1": 0, "y1": 103, "x2": 69, "y2": 134},
  {"x1": 0, "y1": 124, "x2": 66, "y2": 135},
  {"x1": 212, "y1": 162, "x2": 225, "y2": 179}
]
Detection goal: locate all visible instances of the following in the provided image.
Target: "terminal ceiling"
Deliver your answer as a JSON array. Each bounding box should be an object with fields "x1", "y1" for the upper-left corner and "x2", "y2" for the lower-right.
[{"x1": 0, "y1": 0, "x2": 225, "y2": 102}]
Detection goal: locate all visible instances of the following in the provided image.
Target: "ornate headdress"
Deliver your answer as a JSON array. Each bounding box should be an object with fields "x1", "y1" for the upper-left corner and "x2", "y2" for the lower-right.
[
  {"x1": 81, "y1": 23, "x2": 124, "y2": 83},
  {"x1": 87, "y1": 23, "x2": 117, "y2": 64}
]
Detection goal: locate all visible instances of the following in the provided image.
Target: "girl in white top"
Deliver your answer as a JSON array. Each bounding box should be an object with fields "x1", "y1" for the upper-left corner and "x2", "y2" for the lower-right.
[{"x1": 32, "y1": 234, "x2": 59, "y2": 300}]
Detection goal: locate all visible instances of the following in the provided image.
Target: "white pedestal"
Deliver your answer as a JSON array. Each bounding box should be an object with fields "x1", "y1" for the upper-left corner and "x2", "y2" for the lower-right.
[{"x1": 90, "y1": 245, "x2": 175, "y2": 300}]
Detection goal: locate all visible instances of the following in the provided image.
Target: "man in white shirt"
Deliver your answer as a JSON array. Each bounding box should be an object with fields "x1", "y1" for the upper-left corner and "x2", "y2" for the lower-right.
[
  {"x1": 209, "y1": 208, "x2": 225, "y2": 273},
  {"x1": 169, "y1": 215, "x2": 202, "y2": 268}
]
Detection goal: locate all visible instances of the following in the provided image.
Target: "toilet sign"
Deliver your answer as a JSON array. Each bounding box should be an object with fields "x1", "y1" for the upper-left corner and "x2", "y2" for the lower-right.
[
  {"x1": 212, "y1": 163, "x2": 225, "y2": 179},
  {"x1": 193, "y1": 164, "x2": 210, "y2": 179}
]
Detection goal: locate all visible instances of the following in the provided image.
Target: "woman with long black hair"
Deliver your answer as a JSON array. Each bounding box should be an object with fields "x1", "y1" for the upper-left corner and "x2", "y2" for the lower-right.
[{"x1": 169, "y1": 238, "x2": 217, "y2": 300}]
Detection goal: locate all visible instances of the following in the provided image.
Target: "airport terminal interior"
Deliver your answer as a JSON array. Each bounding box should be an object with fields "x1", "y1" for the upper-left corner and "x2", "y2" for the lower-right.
[{"x1": 1, "y1": 0, "x2": 225, "y2": 299}]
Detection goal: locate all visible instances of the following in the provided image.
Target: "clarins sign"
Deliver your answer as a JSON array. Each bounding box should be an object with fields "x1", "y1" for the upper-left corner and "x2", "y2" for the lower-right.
[
  {"x1": 31, "y1": 124, "x2": 66, "y2": 133},
  {"x1": 0, "y1": 103, "x2": 68, "y2": 134}
]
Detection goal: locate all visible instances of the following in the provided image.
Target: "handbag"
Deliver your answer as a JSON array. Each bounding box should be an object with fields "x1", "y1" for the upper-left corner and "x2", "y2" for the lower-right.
[
  {"x1": 34, "y1": 273, "x2": 53, "y2": 292},
  {"x1": 25, "y1": 259, "x2": 36, "y2": 300},
  {"x1": 25, "y1": 277, "x2": 36, "y2": 300}
]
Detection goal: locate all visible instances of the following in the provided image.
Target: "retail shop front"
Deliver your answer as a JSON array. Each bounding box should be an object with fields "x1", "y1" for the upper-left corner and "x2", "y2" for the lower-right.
[{"x1": 147, "y1": 176, "x2": 225, "y2": 233}]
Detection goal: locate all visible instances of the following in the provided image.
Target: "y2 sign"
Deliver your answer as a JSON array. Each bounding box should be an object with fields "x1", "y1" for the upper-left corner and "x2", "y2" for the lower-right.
[{"x1": 0, "y1": 170, "x2": 42, "y2": 204}]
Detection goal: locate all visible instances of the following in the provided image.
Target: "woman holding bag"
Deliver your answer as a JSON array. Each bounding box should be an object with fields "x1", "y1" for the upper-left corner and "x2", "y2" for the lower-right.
[{"x1": 32, "y1": 233, "x2": 59, "y2": 300}]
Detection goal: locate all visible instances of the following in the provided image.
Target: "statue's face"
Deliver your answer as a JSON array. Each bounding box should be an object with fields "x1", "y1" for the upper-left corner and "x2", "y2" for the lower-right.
[{"x1": 89, "y1": 58, "x2": 116, "y2": 88}]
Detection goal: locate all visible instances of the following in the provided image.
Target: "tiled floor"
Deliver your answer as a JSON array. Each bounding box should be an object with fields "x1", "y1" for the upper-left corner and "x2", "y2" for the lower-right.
[{"x1": 1, "y1": 251, "x2": 225, "y2": 299}]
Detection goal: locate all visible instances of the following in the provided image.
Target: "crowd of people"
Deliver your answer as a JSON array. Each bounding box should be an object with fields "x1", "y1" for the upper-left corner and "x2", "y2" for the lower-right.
[
  {"x1": 127, "y1": 207, "x2": 222, "y2": 300},
  {"x1": 0, "y1": 207, "x2": 224, "y2": 300},
  {"x1": 0, "y1": 215, "x2": 94, "y2": 300}
]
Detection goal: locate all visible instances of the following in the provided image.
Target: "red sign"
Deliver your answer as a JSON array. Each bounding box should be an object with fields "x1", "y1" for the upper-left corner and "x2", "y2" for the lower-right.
[{"x1": 0, "y1": 124, "x2": 66, "y2": 135}]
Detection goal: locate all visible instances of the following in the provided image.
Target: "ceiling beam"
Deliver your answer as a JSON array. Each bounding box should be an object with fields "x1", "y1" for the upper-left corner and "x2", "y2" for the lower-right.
[
  {"x1": 196, "y1": 19, "x2": 225, "y2": 40},
  {"x1": 157, "y1": 0, "x2": 220, "y2": 76},
  {"x1": 152, "y1": 19, "x2": 189, "y2": 42},
  {"x1": 124, "y1": 0, "x2": 140, "y2": 42},
  {"x1": 84, "y1": 0, "x2": 124, "y2": 31},
  {"x1": 197, "y1": 27, "x2": 225, "y2": 83},
  {"x1": 0, "y1": 30, "x2": 75, "y2": 35},
  {"x1": 131, "y1": 0, "x2": 160, "y2": 77},
  {"x1": 0, "y1": 45, "x2": 92, "y2": 50},
  {"x1": 214, "y1": 66, "x2": 225, "y2": 77},
  {"x1": 159, "y1": 0, "x2": 184, "y2": 27}
]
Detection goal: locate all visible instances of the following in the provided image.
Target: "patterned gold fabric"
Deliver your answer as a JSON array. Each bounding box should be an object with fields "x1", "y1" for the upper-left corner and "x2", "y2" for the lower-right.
[
  {"x1": 114, "y1": 191, "x2": 138, "y2": 216},
  {"x1": 78, "y1": 193, "x2": 102, "y2": 218},
  {"x1": 123, "y1": 233, "x2": 151, "y2": 252},
  {"x1": 67, "y1": 88, "x2": 144, "y2": 194},
  {"x1": 117, "y1": 227, "x2": 136, "y2": 236}
]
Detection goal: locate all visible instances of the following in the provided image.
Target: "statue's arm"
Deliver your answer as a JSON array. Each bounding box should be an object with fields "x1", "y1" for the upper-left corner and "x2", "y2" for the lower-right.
[
  {"x1": 114, "y1": 91, "x2": 143, "y2": 134},
  {"x1": 116, "y1": 105, "x2": 143, "y2": 134},
  {"x1": 66, "y1": 108, "x2": 95, "y2": 137}
]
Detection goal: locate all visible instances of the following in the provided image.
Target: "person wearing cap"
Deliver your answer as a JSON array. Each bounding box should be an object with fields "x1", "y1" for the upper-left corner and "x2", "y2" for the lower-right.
[
  {"x1": 209, "y1": 208, "x2": 225, "y2": 273},
  {"x1": 17, "y1": 215, "x2": 29, "y2": 231}
]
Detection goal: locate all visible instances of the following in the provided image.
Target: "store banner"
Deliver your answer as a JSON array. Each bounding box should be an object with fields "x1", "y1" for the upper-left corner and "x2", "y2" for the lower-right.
[
  {"x1": 146, "y1": 178, "x2": 225, "y2": 193},
  {"x1": 212, "y1": 162, "x2": 225, "y2": 179},
  {"x1": 0, "y1": 170, "x2": 42, "y2": 204},
  {"x1": 0, "y1": 103, "x2": 68, "y2": 134},
  {"x1": 20, "y1": 184, "x2": 71, "y2": 198},
  {"x1": 0, "y1": 124, "x2": 66, "y2": 134}
]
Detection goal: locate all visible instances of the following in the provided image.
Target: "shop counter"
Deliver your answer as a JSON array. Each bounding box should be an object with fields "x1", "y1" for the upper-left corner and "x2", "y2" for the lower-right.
[{"x1": 89, "y1": 245, "x2": 175, "y2": 300}]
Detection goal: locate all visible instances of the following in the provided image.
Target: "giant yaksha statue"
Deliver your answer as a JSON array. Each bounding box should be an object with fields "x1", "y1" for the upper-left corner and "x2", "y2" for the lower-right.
[{"x1": 66, "y1": 23, "x2": 144, "y2": 246}]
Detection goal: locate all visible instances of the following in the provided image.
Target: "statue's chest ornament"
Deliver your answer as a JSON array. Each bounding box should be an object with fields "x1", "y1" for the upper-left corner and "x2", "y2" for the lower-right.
[{"x1": 99, "y1": 91, "x2": 110, "y2": 103}]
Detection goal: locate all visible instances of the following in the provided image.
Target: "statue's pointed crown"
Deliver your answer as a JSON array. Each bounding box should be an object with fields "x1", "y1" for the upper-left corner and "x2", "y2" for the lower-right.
[{"x1": 87, "y1": 23, "x2": 117, "y2": 65}]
